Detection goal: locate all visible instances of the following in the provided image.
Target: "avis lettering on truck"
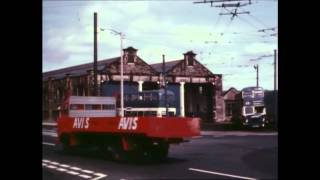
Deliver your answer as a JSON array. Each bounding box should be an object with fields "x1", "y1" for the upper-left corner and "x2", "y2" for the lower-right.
[
  {"x1": 240, "y1": 87, "x2": 267, "y2": 128},
  {"x1": 57, "y1": 89, "x2": 200, "y2": 161}
]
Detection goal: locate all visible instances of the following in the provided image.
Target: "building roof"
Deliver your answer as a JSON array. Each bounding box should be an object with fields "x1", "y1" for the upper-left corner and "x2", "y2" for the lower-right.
[
  {"x1": 43, "y1": 51, "x2": 219, "y2": 81},
  {"x1": 150, "y1": 60, "x2": 182, "y2": 73},
  {"x1": 223, "y1": 87, "x2": 239, "y2": 96},
  {"x1": 43, "y1": 57, "x2": 119, "y2": 81}
]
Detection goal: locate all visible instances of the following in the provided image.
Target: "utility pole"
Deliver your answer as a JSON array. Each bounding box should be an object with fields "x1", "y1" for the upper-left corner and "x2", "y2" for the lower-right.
[
  {"x1": 254, "y1": 64, "x2": 259, "y2": 87},
  {"x1": 274, "y1": 49, "x2": 277, "y2": 91},
  {"x1": 162, "y1": 54, "x2": 168, "y2": 116},
  {"x1": 93, "y1": 12, "x2": 98, "y2": 96},
  {"x1": 274, "y1": 49, "x2": 278, "y2": 128}
]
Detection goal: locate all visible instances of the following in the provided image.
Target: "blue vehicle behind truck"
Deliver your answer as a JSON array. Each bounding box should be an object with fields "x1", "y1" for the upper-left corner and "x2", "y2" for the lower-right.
[{"x1": 240, "y1": 87, "x2": 267, "y2": 128}]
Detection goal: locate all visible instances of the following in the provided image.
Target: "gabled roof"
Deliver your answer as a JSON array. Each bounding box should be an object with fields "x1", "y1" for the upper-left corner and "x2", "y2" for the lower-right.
[
  {"x1": 223, "y1": 87, "x2": 239, "y2": 96},
  {"x1": 43, "y1": 57, "x2": 119, "y2": 81},
  {"x1": 150, "y1": 60, "x2": 183, "y2": 73},
  {"x1": 43, "y1": 55, "x2": 159, "y2": 81}
]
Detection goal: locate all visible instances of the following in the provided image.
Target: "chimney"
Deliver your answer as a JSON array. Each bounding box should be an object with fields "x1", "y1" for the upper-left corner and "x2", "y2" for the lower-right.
[
  {"x1": 123, "y1": 46, "x2": 138, "y2": 64},
  {"x1": 183, "y1": 51, "x2": 196, "y2": 66}
]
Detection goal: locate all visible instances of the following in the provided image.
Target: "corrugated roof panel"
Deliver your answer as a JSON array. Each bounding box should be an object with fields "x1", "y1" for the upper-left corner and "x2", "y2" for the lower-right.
[
  {"x1": 43, "y1": 57, "x2": 119, "y2": 81},
  {"x1": 150, "y1": 60, "x2": 182, "y2": 73}
]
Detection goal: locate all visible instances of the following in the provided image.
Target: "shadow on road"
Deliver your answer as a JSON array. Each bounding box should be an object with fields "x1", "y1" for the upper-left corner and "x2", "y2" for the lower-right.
[{"x1": 54, "y1": 146, "x2": 187, "y2": 165}]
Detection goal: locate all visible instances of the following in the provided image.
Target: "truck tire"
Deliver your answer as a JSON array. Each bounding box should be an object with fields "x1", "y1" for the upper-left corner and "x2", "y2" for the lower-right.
[
  {"x1": 109, "y1": 141, "x2": 127, "y2": 162},
  {"x1": 98, "y1": 143, "x2": 112, "y2": 160},
  {"x1": 60, "y1": 135, "x2": 72, "y2": 153},
  {"x1": 151, "y1": 143, "x2": 169, "y2": 161}
]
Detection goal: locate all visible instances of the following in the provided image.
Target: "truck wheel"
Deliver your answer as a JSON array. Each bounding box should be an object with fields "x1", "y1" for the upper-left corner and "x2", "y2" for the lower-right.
[
  {"x1": 150, "y1": 143, "x2": 169, "y2": 161},
  {"x1": 109, "y1": 143, "x2": 127, "y2": 162},
  {"x1": 60, "y1": 135, "x2": 72, "y2": 153},
  {"x1": 98, "y1": 143, "x2": 112, "y2": 160}
]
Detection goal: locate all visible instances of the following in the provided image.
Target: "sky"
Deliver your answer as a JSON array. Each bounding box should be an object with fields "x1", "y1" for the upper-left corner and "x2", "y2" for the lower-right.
[{"x1": 43, "y1": 0, "x2": 278, "y2": 91}]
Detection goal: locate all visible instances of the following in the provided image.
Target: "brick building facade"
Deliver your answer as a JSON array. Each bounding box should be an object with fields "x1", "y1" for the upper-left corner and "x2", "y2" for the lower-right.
[{"x1": 43, "y1": 47, "x2": 225, "y2": 123}]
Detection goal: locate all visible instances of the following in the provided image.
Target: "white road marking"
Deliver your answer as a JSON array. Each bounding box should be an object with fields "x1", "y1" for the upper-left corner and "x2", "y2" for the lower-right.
[
  {"x1": 92, "y1": 173, "x2": 108, "y2": 180},
  {"x1": 47, "y1": 165, "x2": 57, "y2": 169},
  {"x1": 42, "y1": 122, "x2": 57, "y2": 126},
  {"x1": 57, "y1": 168, "x2": 67, "y2": 172},
  {"x1": 67, "y1": 171, "x2": 80, "y2": 175},
  {"x1": 43, "y1": 159, "x2": 107, "y2": 179},
  {"x1": 78, "y1": 174, "x2": 92, "y2": 179},
  {"x1": 189, "y1": 168, "x2": 257, "y2": 180},
  {"x1": 43, "y1": 131, "x2": 58, "y2": 137},
  {"x1": 81, "y1": 170, "x2": 94, "y2": 174},
  {"x1": 70, "y1": 166, "x2": 81, "y2": 171},
  {"x1": 60, "y1": 164, "x2": 70, "y2": 168},
  {"x1": 50, "y1": 161, "x2": 59, "y2": 165},
  {"x1": 43, "y1": 142, "x2": 55, "y2": 146}
]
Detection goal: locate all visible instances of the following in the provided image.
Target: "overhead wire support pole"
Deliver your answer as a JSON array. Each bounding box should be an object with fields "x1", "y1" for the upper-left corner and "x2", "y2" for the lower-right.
[
  {"x1": 274, "y1": 49, "x2": 277, "y2": 91},
  {"x1": 93, "y1": 12, "x2": 98, "y2": 96},
  {"x1": 254, "y1": 64, "x2": 259, "y2": 87}
]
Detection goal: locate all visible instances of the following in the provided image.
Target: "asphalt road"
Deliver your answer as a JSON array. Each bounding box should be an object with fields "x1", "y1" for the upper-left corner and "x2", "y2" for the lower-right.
[{"x1": 43, "y1": 130, "x2": 277, "y2": 180}]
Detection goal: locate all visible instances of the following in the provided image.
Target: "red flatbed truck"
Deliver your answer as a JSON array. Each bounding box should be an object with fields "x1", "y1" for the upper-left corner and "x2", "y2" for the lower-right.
[{"x1": 57, "y1": 96, "x2": 200, "y2": 161}]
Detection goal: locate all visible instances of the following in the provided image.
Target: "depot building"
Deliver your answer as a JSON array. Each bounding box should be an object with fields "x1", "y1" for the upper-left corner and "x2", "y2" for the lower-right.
[{"x1": 43, "y1": 47, "x2": 225, "y2": 123}]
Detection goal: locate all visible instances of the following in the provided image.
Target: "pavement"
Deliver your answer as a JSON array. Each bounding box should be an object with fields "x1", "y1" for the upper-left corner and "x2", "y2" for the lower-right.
[
  {"x1": 42, "y1": 118, "x2": 278, "y2": 180},
  {"x1": 43, "y1": 128, "x2": 278, "y2": 180}
]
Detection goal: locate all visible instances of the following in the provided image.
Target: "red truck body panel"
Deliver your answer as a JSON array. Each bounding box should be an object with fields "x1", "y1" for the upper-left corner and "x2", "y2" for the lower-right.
[{"x1": 57, "y1": 116, "x2": 200, "y2": 139}]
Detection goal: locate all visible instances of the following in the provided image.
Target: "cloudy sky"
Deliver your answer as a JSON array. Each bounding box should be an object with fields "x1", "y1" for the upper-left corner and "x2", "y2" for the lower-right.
[{"x1": 43, "y1": 0, "x2": 277, "y2": 90}]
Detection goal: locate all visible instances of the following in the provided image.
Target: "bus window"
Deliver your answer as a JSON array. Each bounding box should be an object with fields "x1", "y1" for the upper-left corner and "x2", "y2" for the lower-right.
[
  {"x1": 255, "y1": 106, "x2": 264, "y2": 113},
  {"x1": 92, "y1": 104, "x2": 101, "y2": 110},
  {"x1": 70, "y1": 104, "x2": 84, "y2": 110},
  {"x1": 102, "y1": 104, "x2": 115, "y2": 110},
  {"x1": 242, "y1": 91, "x2": 253, "y2": 98},
  {"x1": 254, "y1": 92, "x2": 264, "y2": 99},
  {"x1": 84, "y1": 104, "x2": 101, "y2": 110},
  {"x1": 85, "y1": 104, "x2": 93, "y2": 110}
]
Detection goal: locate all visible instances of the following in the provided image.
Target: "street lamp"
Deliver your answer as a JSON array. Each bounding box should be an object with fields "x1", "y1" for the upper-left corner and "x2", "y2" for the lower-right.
[{"x1": 109, "y1": 29, "x2": 125, "y2": 117}]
